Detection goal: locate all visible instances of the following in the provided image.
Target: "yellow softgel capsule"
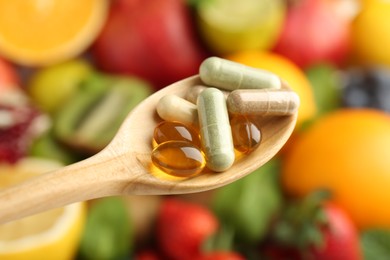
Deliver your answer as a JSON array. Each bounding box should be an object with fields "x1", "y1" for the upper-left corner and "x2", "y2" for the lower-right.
[
  {"x1": 227, "y1": 89, "x2": 300, "y2": 116},
  {"x1": 197, "y1": 87, "x2": 235, "y2": 172},
  {"x1": 199, "y1": 56, "x2": 281, "y2": 91},
  {"x1": 151, "y1": 141, "x2": 206, "y2": 177},
  {"x1": 153, "y1": 121, "x2": 201, "y2": 148},
  {"x1": 230, "y1": 116, "x2": 261, "y2": 154},
  {"x1": 157, "y1": 95, "x2": 198, "y2": 126}
]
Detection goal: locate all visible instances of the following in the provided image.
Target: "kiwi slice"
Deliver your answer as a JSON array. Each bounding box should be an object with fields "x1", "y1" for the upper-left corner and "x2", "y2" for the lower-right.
[
  {"x1": 29, "y1": 131, "x2": 79, "y2": 165},
  {"x1": 53, "y1": 73, "x2": 151, "y2": 153}
]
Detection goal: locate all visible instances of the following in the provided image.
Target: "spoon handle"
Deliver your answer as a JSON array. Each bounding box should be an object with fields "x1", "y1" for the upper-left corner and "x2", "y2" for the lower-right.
[{"x1": 0, "y1": 152, "x2": 130, "y2": 224}]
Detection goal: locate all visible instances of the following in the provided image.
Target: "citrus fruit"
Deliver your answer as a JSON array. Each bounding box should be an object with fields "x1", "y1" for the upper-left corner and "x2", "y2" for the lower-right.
[
  {"x1": 28, "y1": 59, "x2": 93, "y2": 114},
  {"x1": 0, "y1": 158, "x2": 86, "y2": 260},
  {"x1": 351, "y1": 0, "x2": 390, "y2": 66},
  {"x1": 196, "y1": 0, "x2": 286, "y2": 54},
  {"x1": 281, "y1": 109, "x2": 390, "y2": 229},
  {"x1": 0, "y1": 0, "x2": 109, "y2": 66},
  {"x1": 226, "y1": 51, "x2": 317, "y2": 128}
]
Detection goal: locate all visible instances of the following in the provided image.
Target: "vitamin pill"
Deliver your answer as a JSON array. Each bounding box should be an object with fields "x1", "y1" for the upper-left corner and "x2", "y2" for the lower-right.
[
  {"x1": 227, "y1": 89, "x2": 300, "y2": 116},
  {"x1": 157, "y1": 95, "x2": 198, "y2": 126},
  {"x1": 230, "y1": 116, "x2": 261, "y2": 154},
  {"x1": 152, "y1": 141, "x2": 206, "y2": 177},
  {"x1": 153, "y1": 121, "x2": 201, "y2": 148},
  {"x1": 199, "y1": 57, "x2": 281, "y2": 91},
  {"x1": 186, "y1": 85, "x2": 229, "y2": 104},
  {"x1": 197, "y1": 88, "x2": 235, "y2": 172}
]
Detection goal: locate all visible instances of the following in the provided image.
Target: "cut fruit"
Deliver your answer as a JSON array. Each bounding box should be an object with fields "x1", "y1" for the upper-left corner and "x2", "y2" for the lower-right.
[
  {"x1": 196, "y1": 0, "x2": 285, "y2": 54},
  {"x1": 28, "y1": 59, "x2": 93, "y2": 114},
  {"x1": 0, "y1": 89, "x2": 46, "y2": 164},
  {"x1": 0, "y1": 158, "x2": 86, "y2": 260},
  {"x1": 0, "y1": 0, "x2": 109, "y2": 66},
  {"x1": 53, "y1": 73, "x2": 151, "y2": 153}
]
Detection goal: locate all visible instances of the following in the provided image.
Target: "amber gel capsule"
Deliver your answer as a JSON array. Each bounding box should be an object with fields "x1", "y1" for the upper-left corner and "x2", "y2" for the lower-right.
[
  {"x1": 230, "y1": 116, "x2": 261, "y2": 154},
  {"x1": 227, "y1": 89, "x2": 300, "y2": 116},
  {"x1": 197, "y1": 88, "x2": 235, "y2": 172},
  {"x1": 199, "y1": 57, "x2": 281, "y2": 91},
  {"x1": 157, "y1": 95, "x2": 198, "y2": 126},
  {"x1": 152, "y1": 141, "x2": 206, "y2": 177},
  {"x1": 153, "y1": 121, "x2": 201, "y2": 148}
]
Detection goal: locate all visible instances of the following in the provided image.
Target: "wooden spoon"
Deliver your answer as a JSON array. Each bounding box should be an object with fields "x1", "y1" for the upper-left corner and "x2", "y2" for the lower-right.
[{"x1": 0, "y1": 75, "x2": 297, "y2": 224}]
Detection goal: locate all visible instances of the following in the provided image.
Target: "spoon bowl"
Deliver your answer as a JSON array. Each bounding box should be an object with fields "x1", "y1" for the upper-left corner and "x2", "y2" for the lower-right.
[{"x1": 0, "y1": 75, "x2": 297, "y2": 223}]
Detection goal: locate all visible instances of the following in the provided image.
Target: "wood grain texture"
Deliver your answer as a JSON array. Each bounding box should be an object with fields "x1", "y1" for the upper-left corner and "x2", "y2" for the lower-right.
[{"x1": 0, "y1": 75, "x2": 298, "y2": 223}]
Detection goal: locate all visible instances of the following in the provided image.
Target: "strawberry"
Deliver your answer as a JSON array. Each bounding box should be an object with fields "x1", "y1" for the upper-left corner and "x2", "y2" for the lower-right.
[
  {"x1": 308, "y1": 202, "x2": 361, "y2": 260},
  {"x1": 264, "y1": 191, "x2": 362, "y2": 260},
  {"x1": 196, "y1": 251, "x2": 245, "y2": 260},
  {"x1": 157, "y1": 198, "x2": 218, "y2": 260},
  {"x1": 261, "y1": 243, "x2": 301, "y2": 260},
  {"x1": 134, "y1": 249, "x2": 161, "y2": 260}
]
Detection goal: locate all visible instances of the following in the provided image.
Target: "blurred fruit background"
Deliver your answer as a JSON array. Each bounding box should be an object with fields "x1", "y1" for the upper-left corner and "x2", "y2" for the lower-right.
[{"x1": 1, "y1": 0, "x2": 390, "y2": 259}]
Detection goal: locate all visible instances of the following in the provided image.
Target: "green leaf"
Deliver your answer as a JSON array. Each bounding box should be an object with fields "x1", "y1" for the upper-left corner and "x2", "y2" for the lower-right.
[
  {"x1": 78, "y1": 197, "x2": 133, "y2": 260},
  {"x1": 203, "y1": 224, "x2": 236, "y2": 252},
  {"x1": 272, "y1": 189, "x2": 331, "y2": 249},
  {"x1": 305, "y1": 63, "x2": 342, "y2": 117},
  {"x1": 361, "y1": 229, "x2": 390, "y2": 260},
  {"x1": 212, "y1": 159, "x2": 283, "y2": 244}
]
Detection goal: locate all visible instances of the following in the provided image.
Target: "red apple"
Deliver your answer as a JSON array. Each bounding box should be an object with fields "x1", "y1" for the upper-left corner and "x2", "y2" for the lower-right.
[
  {"x1": 91, "y1": 0, "x2": 207, "y2": 89},
  {"x1": 273, "y1": 0, "x2": 356, "y2": 68}
]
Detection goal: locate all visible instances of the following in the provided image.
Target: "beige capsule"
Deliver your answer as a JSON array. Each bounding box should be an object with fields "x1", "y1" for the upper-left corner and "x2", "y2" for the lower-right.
[
  {"x1": 156, "y1": 94, "x2": 198, "y2": 126},
  {"x1": 227, "y1": 89, "x2": 300, "y2": 116},
  {"x1": 186, "y1": 85, "x2": 229, "y2": 104}
]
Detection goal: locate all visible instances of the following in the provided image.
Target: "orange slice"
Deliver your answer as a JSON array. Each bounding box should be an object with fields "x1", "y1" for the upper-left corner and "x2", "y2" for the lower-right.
[{"x1": 0, "y1": 0, "x2": 109, "y2": 66}]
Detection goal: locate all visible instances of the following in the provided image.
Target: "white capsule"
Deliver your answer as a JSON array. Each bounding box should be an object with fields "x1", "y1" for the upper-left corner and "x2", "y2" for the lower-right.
[
  {"x1": 157, "y1": 95, "x2": 198, "y2": 126},
  {"x1": 200, "y1": 57, "x2": 281, "y2": 90}
]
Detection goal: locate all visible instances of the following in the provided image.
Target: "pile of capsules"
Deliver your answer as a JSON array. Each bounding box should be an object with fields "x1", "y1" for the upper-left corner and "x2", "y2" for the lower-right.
[{"x1": 151, "y1": 57, "x2": 300, "y2": 177}]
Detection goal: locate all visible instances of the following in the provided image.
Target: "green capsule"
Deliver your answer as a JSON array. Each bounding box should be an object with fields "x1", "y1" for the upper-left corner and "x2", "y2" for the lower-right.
[
  {"x1": 199, "y1": 57, "x2": 281, "y2": 90},
  {"x1": 197, "y1": 88, "x2": 235, "y2": 172},
  {"x1": 186, "y1": 85, "x2": 229, "y2": 104}
]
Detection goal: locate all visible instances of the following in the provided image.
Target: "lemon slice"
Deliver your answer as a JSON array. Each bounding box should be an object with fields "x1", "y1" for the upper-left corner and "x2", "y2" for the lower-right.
[
  {"x1": 0, "y1": 0, "x2": 108, "y2": 66},
  {"x1": 0, "y1": 158, "x2": 86, "y2": 260}
]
